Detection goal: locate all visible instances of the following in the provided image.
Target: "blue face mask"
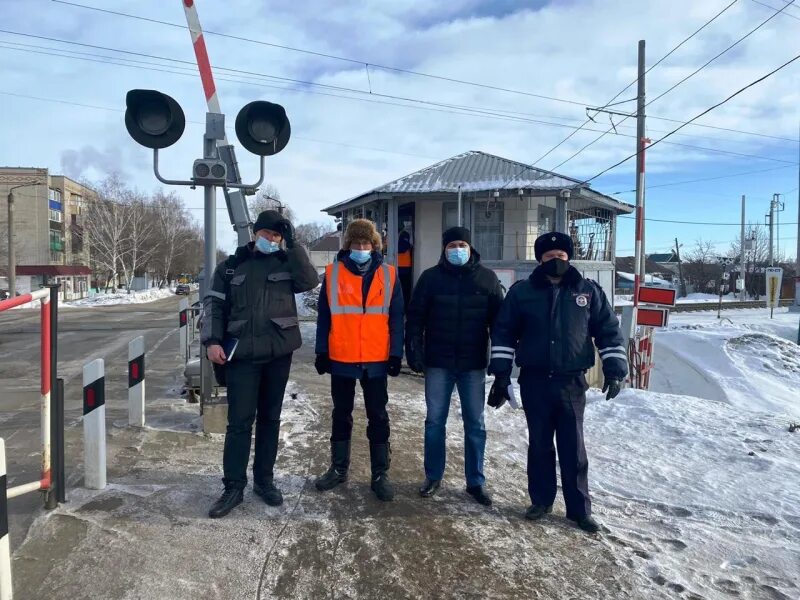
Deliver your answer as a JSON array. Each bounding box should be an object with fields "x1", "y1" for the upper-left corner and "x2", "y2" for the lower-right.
[
  {"x1": 446, "y1": 247, "x2": 470, "y2": 266},
  {"x1": 349, "y1": 249, "x2": 371, "y2": 264},
  {"x1": 255, "y1": 236, "x2": 280, "y2": 254}
]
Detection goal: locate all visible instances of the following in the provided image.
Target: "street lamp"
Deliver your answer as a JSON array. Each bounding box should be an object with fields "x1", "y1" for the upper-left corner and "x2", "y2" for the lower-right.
[{"x1": 7, "y1": 182, "x2": 42, "y2": 297}]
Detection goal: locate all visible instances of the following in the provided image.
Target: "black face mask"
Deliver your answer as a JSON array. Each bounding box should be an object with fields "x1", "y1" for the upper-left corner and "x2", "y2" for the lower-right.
[{"x1": 541, "y1": 257, "x2": 570, "y2": 277}]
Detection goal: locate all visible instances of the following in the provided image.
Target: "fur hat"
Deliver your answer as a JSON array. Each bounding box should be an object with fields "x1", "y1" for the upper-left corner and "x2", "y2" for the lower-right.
[
  {"x1": 344, "y1": 218, "x2": 382, "y2": 251},
  {"x1": 534, "y1": 231, "x2": 574, "y2": 261}
]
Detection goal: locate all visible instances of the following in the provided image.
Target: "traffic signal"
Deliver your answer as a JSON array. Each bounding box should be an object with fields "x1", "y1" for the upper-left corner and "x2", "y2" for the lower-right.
[
  {"x1": 192, "y1": 159, "x2": 227, "y2": 185},
  {"x1": 235, "y1": 101, "x2": 291, "y2": 156},
  {"x1": 125, "y1": 90, "x2": 186, "y2": 149}
]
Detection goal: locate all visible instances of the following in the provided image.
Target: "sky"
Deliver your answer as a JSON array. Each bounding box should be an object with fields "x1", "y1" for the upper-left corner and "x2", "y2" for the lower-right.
[{"x1": 1, "y1": 0, "x2": 798, "y2": 258}]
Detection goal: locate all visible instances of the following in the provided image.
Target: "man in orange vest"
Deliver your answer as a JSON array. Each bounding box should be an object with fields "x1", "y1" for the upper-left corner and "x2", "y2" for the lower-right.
[{"x1": 313, "y1": 218, "x2": 405, "y2": 501}]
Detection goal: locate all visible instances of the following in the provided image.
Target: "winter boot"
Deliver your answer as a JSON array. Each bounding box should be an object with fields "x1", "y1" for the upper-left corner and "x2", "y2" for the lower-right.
[
  {"x1": 369, "y1": 442, "x2": 395, "y2": 502},
  {"x1": 315, "y1": 440, "x2": 351, "y2": 491},
  {"x1": 524, "y1": 504, "x2": 553, "y2": 521},
  {"x1": 574, "y1": 515, "x2": 601, "y2": 534},
  {"x1": 419, "y1": 478, "x2": 441, "y2": 498},
  {"x1": 208, "y1": 488, "x2": 244, "y2": 519},
  {"x1": 253, "y1": 478, "x2": 284, "y2": 506},
  {"x1": 466, "y1": 485, "x2": 493, "y2": 507}
]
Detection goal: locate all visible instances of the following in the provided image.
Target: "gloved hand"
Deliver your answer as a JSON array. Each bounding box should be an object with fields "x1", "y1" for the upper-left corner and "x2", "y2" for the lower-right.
[
  {"x1": 602, "y1": 378, "x2": 622, "y2": 401},
  {"x1": 387, "y1": 356, "x2": 402, "y2": 377},
  {"x1": 278, "y1": 219, "x2": 295, "y2": 249},
  {"x1": 487, "y1": 374, "x2": 511, "y2": 409},
  {"x1": 315, "y1": 353, "x2": 330, "y2": 375}
]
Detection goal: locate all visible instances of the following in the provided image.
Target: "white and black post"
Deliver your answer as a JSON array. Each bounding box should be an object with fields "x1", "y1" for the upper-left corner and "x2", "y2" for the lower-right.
[
  {"x1": 0, "y1": 438, "x2": 11, "y2": 600},
  {"x1": 82, "y1": 359, "x2": 106, "y2": 490},
  {"x1": 128, "y1": 336, "x2": 145, "y2": 427},
  {"x1": 179, "y1": 297, "x2": 189, "y2": 363}
]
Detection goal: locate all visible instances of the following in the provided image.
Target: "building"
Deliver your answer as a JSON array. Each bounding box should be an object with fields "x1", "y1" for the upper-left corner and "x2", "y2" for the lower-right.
[
  {"x1": 0, "y1": 167, "x2": 94, "y2": 300},
  {"x1": 614, "y1": 256, "x2": 677, "y2": 292},
  {"x1": 321, "y1": 151, "x2": 634, "y2": 301},
  {"x1": 307, "y1": 230, "x2": 342, "y2": 274}
]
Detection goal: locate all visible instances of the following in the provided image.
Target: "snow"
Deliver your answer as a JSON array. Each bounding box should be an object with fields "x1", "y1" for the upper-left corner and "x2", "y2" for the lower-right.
[
  {"x1": 64, "y1": 287, "x2": 179, "y2": 307},
  {"x1": 617, "y1": 271, "x2": 673, "y2": 287},
  {"x1": 615, "y1": 292, "x2": 743, "y2": 306}
]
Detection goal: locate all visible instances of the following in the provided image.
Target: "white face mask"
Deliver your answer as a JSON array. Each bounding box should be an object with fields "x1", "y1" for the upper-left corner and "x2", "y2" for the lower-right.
[{"x1": 255, "y1": 237, "x2": 280, "y2": 254}]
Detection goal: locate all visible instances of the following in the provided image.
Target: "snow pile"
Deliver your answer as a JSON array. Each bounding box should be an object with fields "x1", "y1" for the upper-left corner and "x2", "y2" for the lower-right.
[
  {"x1": 296, "y1": 286, "x2": 320, "y2": 318},
  {"x1": 66, "y1": 287, "x2": 178, "y2": 307}
]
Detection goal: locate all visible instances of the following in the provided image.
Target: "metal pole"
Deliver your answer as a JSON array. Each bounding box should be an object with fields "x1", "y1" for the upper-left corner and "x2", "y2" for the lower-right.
[
  {"x1": 794, "y1": 120, "x2": 800, "y2": 311},
  {"x1": 6, "y1": 191, "x2": 14, "y2": 299},
  {"x1": 200, "y1": 123, "x2": 217, "y2": 406},
  {"x1": 740, "y1": 195, "x2": 747, "y2": 301},
  {"x1": 54, "y1": 378, "x2": 65, "y2": 503},
  {"x1": 633, "y1": 39, "x2": 646, "y2": 310},
  {"x1": 674, "y1": 238, "x2": 686, "y2": 298},
  {"x1": 768, "y1": 195, "x2": 775, "y2": 266},
  {"x1": 457, "y1": 185, "x2": 463, "y2": 227}
]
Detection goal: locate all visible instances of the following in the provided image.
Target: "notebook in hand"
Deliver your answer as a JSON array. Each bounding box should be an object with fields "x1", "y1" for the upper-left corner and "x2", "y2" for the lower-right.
[{"x1": 222, "y1": 337, "x2": 239, "y2": 362}]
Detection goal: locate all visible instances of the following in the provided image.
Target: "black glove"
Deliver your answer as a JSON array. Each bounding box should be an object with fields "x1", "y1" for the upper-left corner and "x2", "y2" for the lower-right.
[
  {"x1": 315, "y1": 353, "x2": 330, "y2": 375},
  {"x1": 278, "y1": 219, "x2": 295, "y2": 249},
  {"x1": 602, "y1": 378, "x2": 622, "y2": 401},
  {"x1": 487, "y1": 374, "x2": 511, "y2": 409},
  {"x1": 387, "y1": 356, "x2": 402, "y2": 377}
]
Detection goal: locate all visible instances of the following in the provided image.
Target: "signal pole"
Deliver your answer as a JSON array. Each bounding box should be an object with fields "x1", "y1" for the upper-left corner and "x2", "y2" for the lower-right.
[{"x1": 740, "y1": 195, "x2": 746, "y2": 301}]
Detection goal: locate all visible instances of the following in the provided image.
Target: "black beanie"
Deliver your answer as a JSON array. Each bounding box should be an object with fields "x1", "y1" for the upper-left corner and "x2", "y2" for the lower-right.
[
  {"x1": 253, "y1": 210, "x2": 284, "y2": 234},
  {"x1": 534, "y1": 231, "x2": 574, "y2": 261},
  {"x1": 442, "y1": 226, "x2": 471, "y2": 247}
]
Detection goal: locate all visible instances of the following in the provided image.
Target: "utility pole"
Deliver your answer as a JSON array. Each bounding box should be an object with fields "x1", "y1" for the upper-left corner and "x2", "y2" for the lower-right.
[
  {"x1": 740, "y1": 195, "x2": 746, "y2": 301},
  {"x1": 633, "y1": 39, "x2": 647, "y2": 308},
  {"x1": 674, "y1": 238, "x2": 686, "y2": 298},
  {"x1": 768, "y1": 197, "x2": 774, "y2": 266},
  {"x1": 7, "y1": 182, "x2": 41, "y2": 297},
  {"x1": 793, "y1": 120, "x2": 800, "y2": 314}
]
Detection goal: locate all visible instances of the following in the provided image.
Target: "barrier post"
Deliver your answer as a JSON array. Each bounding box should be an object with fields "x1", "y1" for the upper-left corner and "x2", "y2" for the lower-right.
[
  {"x1": 83, "y1": 359, "x2": 106, "y2": 490},
  {"x1": 53, "y1": 379, "x2": 65, "y2": 504},
  {"x1": 128, "y1": 336, "x2": 145, "y2": 427},
  {"x1": 1, "y1": 439, "x2": 11, "y2": 600},
  {"x1": 45, "y1": 284, "x2": 60, "y2": 509},
  {"x1": 179, "y1": 298, "x2": 189, "y2": 363}
]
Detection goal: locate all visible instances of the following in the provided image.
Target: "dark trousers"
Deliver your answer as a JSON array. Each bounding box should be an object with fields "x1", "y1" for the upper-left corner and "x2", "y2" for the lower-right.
[
  {"x1": 330, "y1": 373, "x2": 390, "y2": 443},
  {"x1": 398, "y1": 267, "x2": 412, "y2": 310},
  {"x1": 519, "y1": 374, "x2": 591, "y2": 519},
  {"x1": 222, "y1": 353, "x2": 292, "y2": 490}
]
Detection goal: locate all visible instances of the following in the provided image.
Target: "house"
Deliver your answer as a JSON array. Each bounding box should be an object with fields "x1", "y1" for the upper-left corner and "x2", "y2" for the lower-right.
[
  {"x1": 614, "y1": 256, "x2": 676, "y2": 291},
  {"x1": 321, "y1": 151, "x2": 634, "y2": 301},
  {"x1": 307, "y1": 230, "x2": 342, "y2": 274},
  {"x1": 0, "y1": 167, "x2": 94, "y2": 300}
]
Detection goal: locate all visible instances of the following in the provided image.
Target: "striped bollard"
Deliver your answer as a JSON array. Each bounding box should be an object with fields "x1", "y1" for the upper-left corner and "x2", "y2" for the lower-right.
[
  {"x1": 128, "y1": 336, "x2": 145, "y2": 427},
  {"x1": 1, "y1": 439, "x2": 11, "y2": 600},
  {"x1": 83, "y1": 359, "x2": 106, "y2": 490},
  {"x1": 179, "y1": 298, "x2": 189, "y2": 363}
]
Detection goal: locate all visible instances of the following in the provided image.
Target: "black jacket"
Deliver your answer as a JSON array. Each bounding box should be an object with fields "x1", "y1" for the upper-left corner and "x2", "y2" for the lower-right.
[
  {"x1": 315, "y1": 250, "x2": 404, "y2": 378},
  {"x1": 489, "y1": 264, "x2": 628, "y2": 381},
  {"x1": 405, "y1": 248, "x2": 504, "y2": 371},
  {"x1": 201, "y1": 243, "x2": 319, "y2": 363}
]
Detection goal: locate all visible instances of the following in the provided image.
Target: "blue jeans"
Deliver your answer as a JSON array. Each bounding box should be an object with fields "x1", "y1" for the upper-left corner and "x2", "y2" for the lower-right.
[{"x1": 424, "y1": 368, "x2": 487, "y2": 487}]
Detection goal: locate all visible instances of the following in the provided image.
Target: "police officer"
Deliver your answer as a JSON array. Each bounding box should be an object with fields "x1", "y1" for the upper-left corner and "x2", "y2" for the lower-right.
[
  {"x1": 202, "y1": 210, "x2": 319, "y2": 518},
  {"x1": 488, "y1": 231, "x2": 626, "y2": 533},
  {"x1": 314, "y1": 219, "x2": 404, "y2": 501}
]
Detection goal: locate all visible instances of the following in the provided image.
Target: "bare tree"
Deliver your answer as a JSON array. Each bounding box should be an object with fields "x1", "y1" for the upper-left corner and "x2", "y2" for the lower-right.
[
  {"x1": 248, "y1": 185, "x2": 297, "y2": 223},
  {"x1": 683, "y1": 239, "x2": 719, "y2": 293},
  {"x1": 84, "y1": 174, "x2": 132, "y2": 292},
  {"x1": 150, "y1": 189, "x2": 194, "y2": 288},
  {"x1": 295, "y1": 221, "x2": 336, "y2": 247},
  {"x1": 119, "y1": 192, "x2": 159, "y2": 293}
]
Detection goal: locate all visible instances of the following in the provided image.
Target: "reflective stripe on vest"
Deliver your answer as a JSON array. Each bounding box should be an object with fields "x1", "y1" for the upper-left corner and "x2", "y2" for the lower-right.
[{"x1": 326, "y1": 260, "x2": 395, "y2": 363}]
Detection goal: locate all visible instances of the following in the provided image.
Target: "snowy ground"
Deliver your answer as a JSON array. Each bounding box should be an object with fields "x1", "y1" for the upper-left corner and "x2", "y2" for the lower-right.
[
  {"x1": 615, "y1": 292, "x2": 746, "y2": 306},
  {"x1": 10, "y1": 312, "x2": 800, "y2": 599},
  {"x1": 64, "y1": 287, "x2": 182, "y2": 307}
]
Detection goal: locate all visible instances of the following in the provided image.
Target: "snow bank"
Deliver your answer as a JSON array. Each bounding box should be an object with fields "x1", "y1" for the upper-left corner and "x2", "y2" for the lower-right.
[{"x1": 65, "y1": 287, "x2": 178, "y2": 307}]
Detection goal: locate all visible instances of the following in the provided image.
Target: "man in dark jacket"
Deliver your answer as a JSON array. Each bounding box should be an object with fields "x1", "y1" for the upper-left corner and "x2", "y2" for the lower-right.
[
  {"x1": 314, "y1": 219, "x2": 404, "y2": 501},
  {"x1": 406, "y1": 226, "x2": 503, "y2": 505},
  {"x1": 488, "y1": 231, "x2": 627, "y2": 533},
  {"x1": 201, "y1": 210, "x2": 319, "y2": 518}
]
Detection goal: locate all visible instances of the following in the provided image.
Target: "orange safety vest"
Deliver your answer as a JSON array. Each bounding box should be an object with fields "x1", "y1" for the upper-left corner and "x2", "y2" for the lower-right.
[
  {"x1": 326, "y1": 260, "x2": 396, "y2": 363},
  {"x1": 397, "y1": 249, "x2": 412, "y2": 268}
]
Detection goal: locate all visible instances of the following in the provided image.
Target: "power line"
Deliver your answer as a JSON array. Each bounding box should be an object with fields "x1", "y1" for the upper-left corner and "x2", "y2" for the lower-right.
[
  {"x1": 3, "y1": 42, "x2": 796, "y2": 168},
  {"x1": 48, "y1": 0, "x2": 589, "y2": 107},
  {"x1": 609, "y1": 164, "x2": 797, "y2": 194},
  {"x1": 619, "y1": 214, "x2": 799, "y2": 226},
  {"x1": 749, "y1": 0, "x2": 800, "y2": 22},
  {"x1": 584, "y1": 51, "x2": 800, "y2": 182}
]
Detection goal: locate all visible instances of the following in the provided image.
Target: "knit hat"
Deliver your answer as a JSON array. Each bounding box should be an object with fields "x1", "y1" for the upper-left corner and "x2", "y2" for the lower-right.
[
  {"x1": 253, "y1": 210, "x2": 285, "y2": 234},
  {"x1": 534, "y1": 231, "x2": 574, "y2": 261},
  {"x1": 442, "y1": 226, "x2": 471, "y2": 247},
  {"x1": 344, "y1": 218, "x2": 382, "y2": 251}
]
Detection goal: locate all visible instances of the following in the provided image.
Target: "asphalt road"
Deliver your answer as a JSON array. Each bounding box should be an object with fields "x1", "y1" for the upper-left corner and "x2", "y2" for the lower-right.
[{"x1": 0, "y1": 295, "x2": 191, "y2": 551}]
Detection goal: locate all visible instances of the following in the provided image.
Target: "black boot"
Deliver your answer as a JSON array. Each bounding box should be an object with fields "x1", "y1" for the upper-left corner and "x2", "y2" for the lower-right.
[
  {"x1": 253, "y1": 478, "x2": 284, "y2": 506},
  {"x1": 208, "y1": 488, "x2": 244, "y2": 519},
  {"x1": 315, "y1": 440, "x2": 351, "y2": 491},
  {"x1": 419, "y1": 478, "x2": 441, "y2": 498},
  {"x1": 524, "y1": 504, "x2": 553, "y2": 521},
  {"x1": 574, "y1": 515, "x2": 601, "y2": 534},
  {"x1": 369, "y1": 443, "x2": 395, "y2": 502},
  {"x1": 466, "y1": 485, "x2": 493, "y2": 507}
]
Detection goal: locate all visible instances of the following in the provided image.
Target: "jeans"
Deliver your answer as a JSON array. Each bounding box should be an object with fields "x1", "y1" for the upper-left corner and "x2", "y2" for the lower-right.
[
  {"x1": 519, "y1": 373, "x2": 591, "y2": 519},
  {"x1": 222, "y1": 354, "x2": 292, "y2": 490},
  {"x1": 330, "y1": 373, "x2": 390, "y2": 443},
  {"x1": 423, "y1": 368, "x2": 486, "y2": 487}
]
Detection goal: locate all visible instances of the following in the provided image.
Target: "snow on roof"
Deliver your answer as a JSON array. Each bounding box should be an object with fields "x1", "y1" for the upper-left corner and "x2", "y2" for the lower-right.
[{"x1": 616, "y1": 271, "x2": 673, "y2": 287}]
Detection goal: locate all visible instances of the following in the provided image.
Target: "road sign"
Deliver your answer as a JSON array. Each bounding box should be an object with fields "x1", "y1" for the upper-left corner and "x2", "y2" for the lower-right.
[
  {"x1": 636, "y1": 307, "x2": 670, "y2": 327},
  {"x1": 637, "y1": 286, "x2": 677, "y2": 307},
  {"x1": 766, "y1": 267, "x2": 783, "y2": 309}
]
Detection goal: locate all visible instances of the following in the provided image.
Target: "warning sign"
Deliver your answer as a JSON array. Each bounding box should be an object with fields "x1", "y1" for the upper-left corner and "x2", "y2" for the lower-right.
[{"x1": 766, "y1": 267, "x2": 783, "y2": 309}]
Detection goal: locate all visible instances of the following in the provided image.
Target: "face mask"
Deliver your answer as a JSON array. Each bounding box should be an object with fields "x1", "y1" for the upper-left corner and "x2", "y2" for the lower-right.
[
  {"x1": 350, "y1": 249, "x2": 371, "y2": 264},
  {"x1": 541, "y1": 257, "x2": 569, "y2": 277},
  {"x1": 446, "y1": 247, "x2": 470, "y2": 266},
  {"x1": 255, "y1": 236, "x2": 280, "y2": 254}
]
